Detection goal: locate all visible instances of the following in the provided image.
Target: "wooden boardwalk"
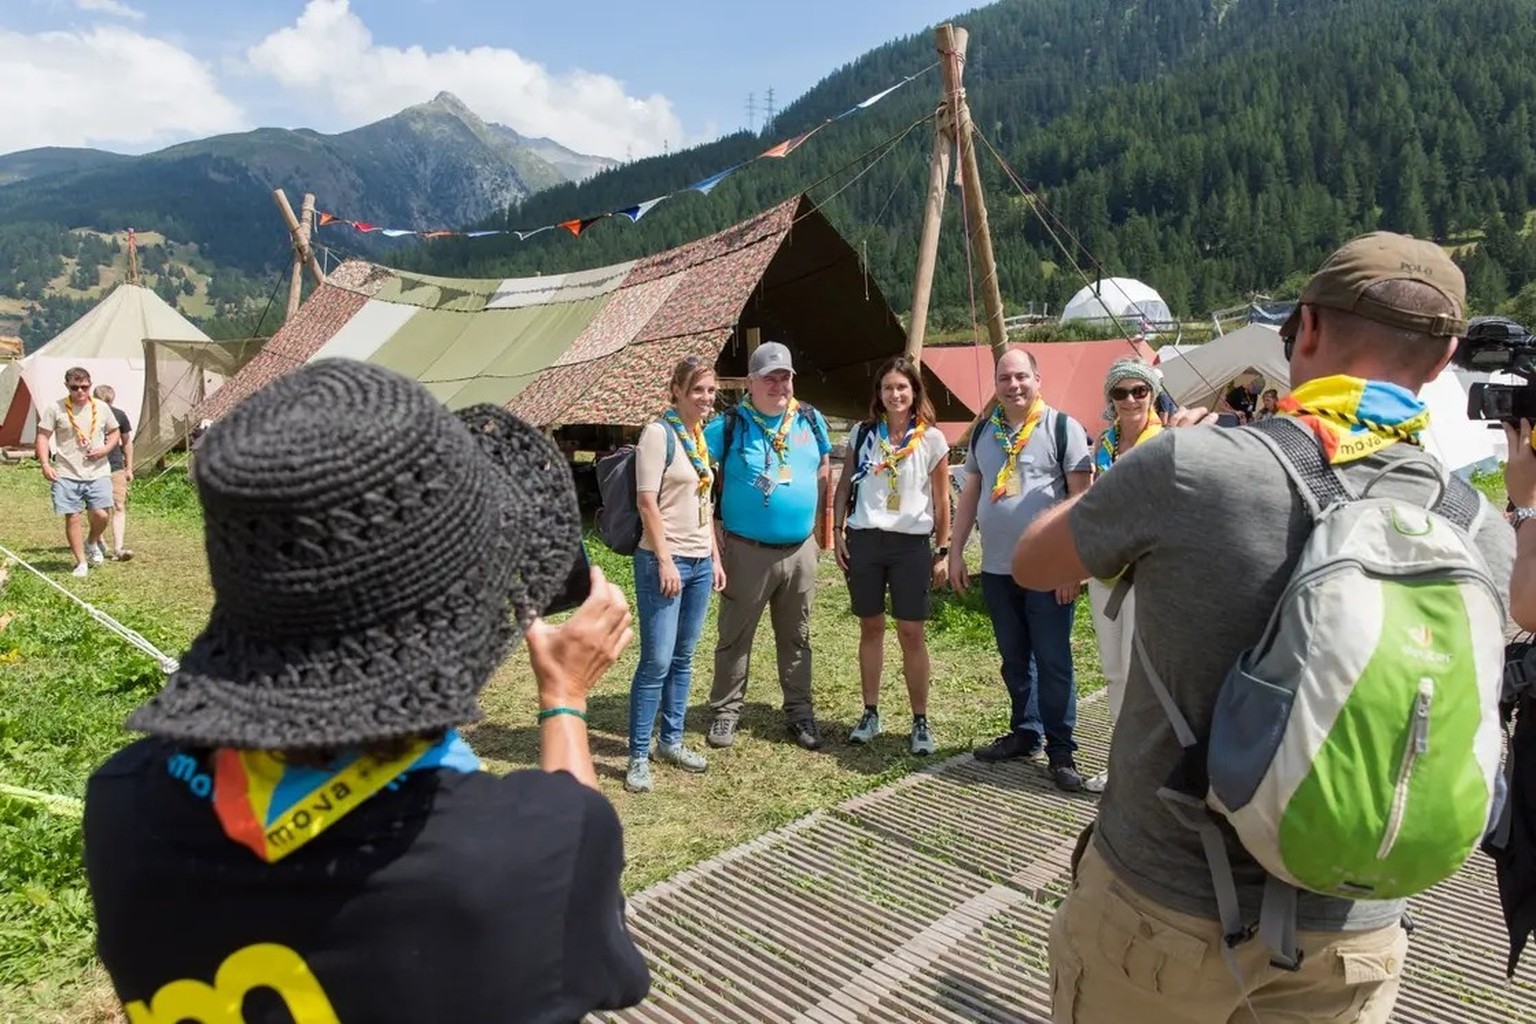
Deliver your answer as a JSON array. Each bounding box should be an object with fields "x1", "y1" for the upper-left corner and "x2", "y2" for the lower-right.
[{"x1": 594, "y1": 695, "x2": 1536, "y2": 1023}]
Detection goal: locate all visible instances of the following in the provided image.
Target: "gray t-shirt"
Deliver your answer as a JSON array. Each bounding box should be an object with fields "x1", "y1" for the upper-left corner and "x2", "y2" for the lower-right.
[
  {"x1": 964, "y1": 407, "x2": 1092, "y2": 575},
  {"x1": 1069, "y1": 424, "x2": 1515, "y2": 931}
]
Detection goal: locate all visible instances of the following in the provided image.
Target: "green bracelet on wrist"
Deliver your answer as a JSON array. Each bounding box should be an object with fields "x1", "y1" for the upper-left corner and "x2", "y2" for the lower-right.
[{"x1": 537, "y1": 706, "x2": 588, "y2": 723}]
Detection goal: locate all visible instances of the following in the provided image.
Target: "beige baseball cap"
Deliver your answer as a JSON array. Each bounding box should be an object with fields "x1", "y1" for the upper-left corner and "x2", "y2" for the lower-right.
[{"x1": 1280, "y1": 231, "x2": 1467, "y2": 339}]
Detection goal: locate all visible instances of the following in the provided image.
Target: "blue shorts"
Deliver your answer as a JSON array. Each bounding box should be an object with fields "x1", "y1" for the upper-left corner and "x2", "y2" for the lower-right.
[{"x1": 52, "y1": 477, "x2": 114, "y2": 515}]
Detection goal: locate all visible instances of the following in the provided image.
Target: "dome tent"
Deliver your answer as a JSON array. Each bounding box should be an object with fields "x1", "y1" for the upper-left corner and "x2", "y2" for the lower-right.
[{"x1": 1060, "y1": 277, "x2": 1172, "y2": 329}]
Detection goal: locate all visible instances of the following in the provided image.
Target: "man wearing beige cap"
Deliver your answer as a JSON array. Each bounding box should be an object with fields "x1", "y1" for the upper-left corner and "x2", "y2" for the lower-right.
[{"x1": 1012, "y1": 232, "x2": 1516, "y2": 1022}]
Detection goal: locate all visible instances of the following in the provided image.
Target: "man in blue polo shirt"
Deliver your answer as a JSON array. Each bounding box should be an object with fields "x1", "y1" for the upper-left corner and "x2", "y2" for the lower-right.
[{"x1": 705, "y1": 342, "x2": 832, "y2": 751}]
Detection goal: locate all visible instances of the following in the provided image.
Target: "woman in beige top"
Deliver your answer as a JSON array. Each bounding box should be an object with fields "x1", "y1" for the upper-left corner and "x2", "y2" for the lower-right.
[{"x1": 626, "y1": 356, "x2": 726, "y2": 793}]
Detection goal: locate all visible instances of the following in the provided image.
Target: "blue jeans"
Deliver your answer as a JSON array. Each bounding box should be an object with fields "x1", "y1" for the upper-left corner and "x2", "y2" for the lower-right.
[
  {"x1": 979, "y1": 572, "x2": 1079, "y2": 761},
  {"x1": 629, "y1": 548, "x2": 714, "y2": 758}
]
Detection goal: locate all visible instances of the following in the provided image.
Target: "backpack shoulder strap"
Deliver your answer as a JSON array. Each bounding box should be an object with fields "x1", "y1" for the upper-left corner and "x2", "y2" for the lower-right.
[
  {"x1": 1053, "y1": 409, "x2": 1070, "y2": 479},
  {"x1": 799, "y1": 402, "x2": 828, "y2": 451},
  {"x1": 1249, "y1": 416, "x2": 1352, "y2": 521}
]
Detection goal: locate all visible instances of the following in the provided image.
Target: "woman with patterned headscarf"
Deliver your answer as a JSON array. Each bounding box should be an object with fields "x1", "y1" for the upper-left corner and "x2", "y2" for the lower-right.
[{"x1": 1082, "y1": 357, "x2": 1164, "y2": 793}]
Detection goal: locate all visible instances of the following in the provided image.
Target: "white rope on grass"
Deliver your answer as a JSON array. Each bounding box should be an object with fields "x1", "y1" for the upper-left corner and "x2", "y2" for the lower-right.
[
  {"x1": 0, "y1": 782, "x2": 83, "y2": 818},
  {"x1": 0, "y1": 542, "x2": 179, "y2": 674}
]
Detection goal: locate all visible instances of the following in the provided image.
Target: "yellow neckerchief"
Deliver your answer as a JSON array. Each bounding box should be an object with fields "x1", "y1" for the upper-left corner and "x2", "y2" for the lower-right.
[
  {"x1": 1276, "y1": 374, "x2": 1429, "y2": 465},
  {"x1": 210, "y1": 734, "x2": 478, "y2": 862},
  {"x1": 663, "y1": 408, "x2": 712, "y2": 495},
  {"x1": 870, "y1": 414, "x2": 927, "y2": 482},
  {"x1": 989, "y1": 399, "x2": 1043, "y2": 501},
  {"x1": 1095, "y1": 417, "x2": 1163, "y2": 473},
  {"x1": 64, "y1": 396, "x2": 97, "y2": 448},
  {"x1": 740, "y1": 398, "x2": 799, "y2": 466}
]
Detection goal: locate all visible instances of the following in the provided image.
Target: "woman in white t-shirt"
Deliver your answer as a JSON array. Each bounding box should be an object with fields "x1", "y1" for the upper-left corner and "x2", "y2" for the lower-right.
[
  {"x1": 626, "y1": 356, "x2": 725, "y2": 794},
  {"x1": 831, "y1": 356, "x2": 952, "y2": 755}
]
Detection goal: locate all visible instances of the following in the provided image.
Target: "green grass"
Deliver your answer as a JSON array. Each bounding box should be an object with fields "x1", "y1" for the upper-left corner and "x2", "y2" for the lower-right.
[{"x1": 0, "y1": 460, "x2": 1104, "y2": 1019}]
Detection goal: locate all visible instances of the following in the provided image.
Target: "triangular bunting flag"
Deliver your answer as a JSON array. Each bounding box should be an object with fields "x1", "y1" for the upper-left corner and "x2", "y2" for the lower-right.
[
  {"x1": 318, "y1": 211, "x2": 337, "y2": 227},
  {"x1": 517, "y1": 226, "x2": 553, "y2": 241},
  {"x1": 760, "y1": 125, "x2": 824, "y2": 159},
  {"x1": 465, "y1": 230, "x2": 504, "y2": 238},
  {"x1": 352, "y1": 221, "x2": 379, "y2": 233},
  {"x1": 380, "y1": 229, "x2": 416, "y2": 238},
  {"x1": 616, "y1": 197, "x2": 667, "y2": 222},
  {"x1": 558, "y1": 218, "x2": 585, "y2": 236},
  {"x1": 686, "y1": 164, "x2": 742, "y2": 195}
]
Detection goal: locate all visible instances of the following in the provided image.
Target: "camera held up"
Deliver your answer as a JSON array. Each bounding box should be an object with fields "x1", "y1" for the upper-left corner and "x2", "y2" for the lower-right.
[{"x1": 1457, "y1": 316, "x2": 1536, "y2": 422}]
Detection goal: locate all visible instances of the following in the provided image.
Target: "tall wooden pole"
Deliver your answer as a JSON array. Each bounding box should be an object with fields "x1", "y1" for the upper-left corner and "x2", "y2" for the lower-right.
[
  {"x1": 904, "y1": 113, "x2": 954, "y2": 360},
  {"x1": 944, "y1": 28, "x2": 1009, "y2": 359},
  {"x1": 904, "y1": 23, "x2": 1009, "y2": 366},
  {"x1": 272, "y1": 189, "x2": 326, "y2": 314}
]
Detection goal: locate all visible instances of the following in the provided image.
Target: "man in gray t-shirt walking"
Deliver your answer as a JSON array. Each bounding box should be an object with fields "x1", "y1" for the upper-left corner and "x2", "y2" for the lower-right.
[
  {"x1": 1012, "y1": 233, "x2": 1516, "y2": 1022},
  {"x1": 949, "y1": 348, "x2": 1092, "y2": 791}
]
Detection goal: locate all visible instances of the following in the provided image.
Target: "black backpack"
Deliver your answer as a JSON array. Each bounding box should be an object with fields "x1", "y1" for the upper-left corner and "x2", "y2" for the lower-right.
[
  {"x1": 594, "y1": 426, "x2": 675, "y2": 555},
  {"x1": 968, "y1": 407, "x2": 1074, "y2": 482},
  {"x1": 712, "y1": 402, "x2": 829, "y2": 503}
]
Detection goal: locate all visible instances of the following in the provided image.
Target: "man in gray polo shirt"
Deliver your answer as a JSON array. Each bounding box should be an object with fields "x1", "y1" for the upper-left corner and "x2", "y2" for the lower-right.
[{"x1": 949, "y1": 348, "x2": 1092, "y2": 791}]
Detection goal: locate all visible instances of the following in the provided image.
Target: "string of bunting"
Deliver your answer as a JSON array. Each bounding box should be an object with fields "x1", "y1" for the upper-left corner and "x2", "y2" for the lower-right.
[{"x1": 315, "y1": 64, "x2": 936, "y2": 241}]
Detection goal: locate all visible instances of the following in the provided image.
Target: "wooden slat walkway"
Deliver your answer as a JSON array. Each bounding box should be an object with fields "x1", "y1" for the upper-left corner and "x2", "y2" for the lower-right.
[{"x1": 594, "y1": 696, "x2": 1536, "y2": 1023}]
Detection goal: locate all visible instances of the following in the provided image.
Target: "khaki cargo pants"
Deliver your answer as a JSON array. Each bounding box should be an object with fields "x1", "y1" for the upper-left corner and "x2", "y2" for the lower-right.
[
  {"x1": 1050, "y1": 843, "x2": 1407, "y2": 1023},
  {"x1": 707, "y1": 533, "x2": 818, "y2": 722}
]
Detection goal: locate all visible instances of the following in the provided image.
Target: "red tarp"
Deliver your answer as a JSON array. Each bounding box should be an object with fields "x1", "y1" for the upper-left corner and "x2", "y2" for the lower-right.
[{"x1": 923, "y1": 339, "x2": 1157, "y2": 443}]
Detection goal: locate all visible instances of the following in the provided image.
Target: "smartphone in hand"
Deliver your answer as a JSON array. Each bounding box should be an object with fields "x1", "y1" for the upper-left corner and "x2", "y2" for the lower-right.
[{"x1": 543, "y1": 541, "x2": 593, "y2": 616}]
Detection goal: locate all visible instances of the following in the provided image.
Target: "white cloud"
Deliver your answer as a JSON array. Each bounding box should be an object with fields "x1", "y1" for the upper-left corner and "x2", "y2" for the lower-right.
[
  {"x1": 0, "y1": 24, "x2": 246, "y2": 153},
  {"x1": 243, "y1": 0, "x2": 685, "y2": 160},
  {"x1": 72, "y1": 0, "x2": 146, "y2": 20}
]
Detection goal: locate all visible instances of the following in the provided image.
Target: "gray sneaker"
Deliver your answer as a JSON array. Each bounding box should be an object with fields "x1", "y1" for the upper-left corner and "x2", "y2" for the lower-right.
[
  {"x1": 706, "y1": 715, "x2": 738, "y2": 748},
  {"x1": 909, "y1": 719, "x2": 936, "y2": 756},
  {"x1": 1083, "y1": 770, "x2": 1108, "y2": 794},
  {"x1": 87, "y1": 541, "x2": 106, "y2": 565},
  {"x1": 653, "y1": 742, "x2": 708, "y2": 773},
  {"x1": 624, "y1": 758, "x2": 653, "y2": 793},
  {"x1": 849, "y1": 708, "x2": 881, "y2": 744}
]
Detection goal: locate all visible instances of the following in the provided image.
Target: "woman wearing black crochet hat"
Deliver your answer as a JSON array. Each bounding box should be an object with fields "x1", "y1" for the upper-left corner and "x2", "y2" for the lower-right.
[{"x1": 81, "y1": 359, "x2": 650, "y2": 1023}]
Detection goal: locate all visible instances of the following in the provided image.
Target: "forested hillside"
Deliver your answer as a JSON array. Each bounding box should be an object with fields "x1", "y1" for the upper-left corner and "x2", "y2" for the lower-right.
[{"x1": 400, "y1": 0, "x2": 1536, "y2": 324}]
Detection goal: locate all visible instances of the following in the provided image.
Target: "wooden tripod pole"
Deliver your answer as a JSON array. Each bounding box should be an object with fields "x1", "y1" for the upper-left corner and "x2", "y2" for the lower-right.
[
  {"x1": 904, "y1": 113, "x2": 954, "y2": 361},
  {"x1": 273, "y1": 189, "x2": 326, "y2": 319},
  {"x1": 943, "y1": 28, "x2": 1009, "y2": 360}
]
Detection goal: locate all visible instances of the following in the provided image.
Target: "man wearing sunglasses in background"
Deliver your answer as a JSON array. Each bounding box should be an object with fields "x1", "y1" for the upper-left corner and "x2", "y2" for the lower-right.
[{"x1": 36, "y1": 366, "x2": 119, "y2": 578}]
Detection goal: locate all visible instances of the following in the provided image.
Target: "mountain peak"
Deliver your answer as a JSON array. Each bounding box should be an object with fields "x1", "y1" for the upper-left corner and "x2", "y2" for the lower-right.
[{"x1": 428, "y1": 90, "x2": 472, "y2": 113}]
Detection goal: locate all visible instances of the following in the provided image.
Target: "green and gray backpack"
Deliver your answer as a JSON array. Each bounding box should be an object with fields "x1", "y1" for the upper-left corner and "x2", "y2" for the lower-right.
[{"x1": 1137, "y1": 415, "x2": 1505, "y2": 972}]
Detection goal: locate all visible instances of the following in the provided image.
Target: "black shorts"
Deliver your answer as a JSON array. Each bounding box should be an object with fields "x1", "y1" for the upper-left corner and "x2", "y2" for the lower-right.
[{"x1": 844, "y1": 528, "x2": 933, "y2": 621}]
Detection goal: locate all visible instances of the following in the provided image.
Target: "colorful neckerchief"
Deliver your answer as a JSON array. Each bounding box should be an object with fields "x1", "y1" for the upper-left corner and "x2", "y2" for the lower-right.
[
  {"x1": 663, "y1": 408, "x2": 713, "y2": 495},
  {"x1": 210, "y1": 731, "x2": 480, "y2": 862},
  {"x1": 64, "y1": 397, "x2": 97, "y2": 448},
  {"x1": 1277, "y1": 375, "x2": 1429, "y2": 465},
  {"x1": 870, "y1": 415, "x2": 926, "y2": 481},
  {"x1": 989, "y1": 399, "x2": 1043, "y2": 501},
  {"x1": 1094, "y1": 418, "x2": 1163, "y2": 474},
  {"x1": 740, "y1": 398, "x2": 799, "y2": 466}
]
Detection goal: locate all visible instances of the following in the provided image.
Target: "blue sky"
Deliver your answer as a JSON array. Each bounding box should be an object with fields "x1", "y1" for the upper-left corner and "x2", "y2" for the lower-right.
[{"x1": 5, "y1": 0, "x2": 970, "y2": 159}]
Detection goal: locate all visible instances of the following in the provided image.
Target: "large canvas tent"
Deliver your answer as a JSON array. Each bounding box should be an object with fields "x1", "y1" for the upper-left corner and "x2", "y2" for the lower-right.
[
  {"x1": 135, "y1": 337, "x2": 267, "y2": 465},
  {"x1": 920, "y1": 338, "x2": 1158, "y2": 443},
  {"x1": 197, "y1": 196, "x2": 966, "y2": 430},
  {"x1": 0, "y1": 284, "x2": 211, "y2": 448},
  {"x1": 1157, "y1": 323, "x2": 1498, "y2": 477}
]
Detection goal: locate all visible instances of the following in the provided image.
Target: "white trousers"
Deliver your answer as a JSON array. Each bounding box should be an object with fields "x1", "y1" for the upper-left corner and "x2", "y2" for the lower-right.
[{"x1": 1085, "y1": 577, "x2": 1135, "y2": 727}]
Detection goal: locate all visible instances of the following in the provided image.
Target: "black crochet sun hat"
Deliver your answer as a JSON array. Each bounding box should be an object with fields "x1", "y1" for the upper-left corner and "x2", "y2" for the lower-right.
[{"x1": 125, "y1": 359, "x2": 582, "y2": 750}]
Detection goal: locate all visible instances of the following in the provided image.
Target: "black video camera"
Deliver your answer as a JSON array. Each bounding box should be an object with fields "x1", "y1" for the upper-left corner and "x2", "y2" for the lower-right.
[{"x1": 1455, "y1": 316, "x2": 1536, "y2": 422}]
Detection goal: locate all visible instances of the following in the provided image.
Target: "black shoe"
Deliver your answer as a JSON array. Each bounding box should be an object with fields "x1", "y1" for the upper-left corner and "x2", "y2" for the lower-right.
[
  {"x1": 974, "y1": 730, "x2": 1043, "y2": 763},
  {"x1": 789, "y1": 718, "x2": 822, "y2": 751},
  {"x1": 1050, "y1": 758, "x2": 1084, "y2": 792}
]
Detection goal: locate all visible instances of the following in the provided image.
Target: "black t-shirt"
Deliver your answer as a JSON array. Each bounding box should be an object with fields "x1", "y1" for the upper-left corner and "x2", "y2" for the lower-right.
[
  {"x1": 107, "y1": 406, "x2": 131, "y2": 472},
  {"x1": 83, "y1": 738, "x2": 650, "y2": 1023}
]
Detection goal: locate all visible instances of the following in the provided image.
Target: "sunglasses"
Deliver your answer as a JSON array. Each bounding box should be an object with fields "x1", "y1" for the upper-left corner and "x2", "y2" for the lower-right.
[
  {"x1": 1109, "y1": 385, "x2": 1150, "y2": 401},
  {"x1": 67, "y1": 383, "x2": 92, "y2": 391},
  {"x1": 1282, "y1": 334, "x2": 1296, "y2": 361}
]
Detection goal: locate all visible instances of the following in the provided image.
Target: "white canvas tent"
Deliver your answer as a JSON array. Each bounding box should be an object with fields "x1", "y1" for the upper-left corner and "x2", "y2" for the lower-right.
[
  {"x1": 0, "y1": 284, "x2": 209, "y2": 448},
  {"x1": 1156, "y1": 323, "x2": 1498, "y2": 477},
  {"x1": 1061, "y1": 277, "x2": 1173, "y2": 328}
]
